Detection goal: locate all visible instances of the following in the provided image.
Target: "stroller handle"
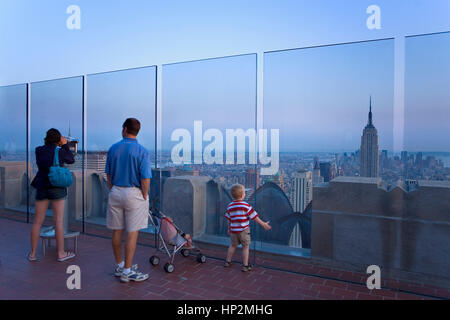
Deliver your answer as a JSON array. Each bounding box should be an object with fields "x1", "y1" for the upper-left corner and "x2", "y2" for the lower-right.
[
  {"x1": 149, "y1": 208, "x2": 165, "y2": 219},
  {"x1": 149, "y1": 208, "x2": 186, "y2": 235}
]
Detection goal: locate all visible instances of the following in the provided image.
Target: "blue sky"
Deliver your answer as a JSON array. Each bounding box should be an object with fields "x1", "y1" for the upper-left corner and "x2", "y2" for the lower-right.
[
  {"x1": 264, "y1": 39, "x2": 394, "y2": 152},
  {"x1": 0, "y1": 85, "x2": 27, "y2": 153},
  {"x1": 30, "y1": 77, "x2": 83, "y2": 153},
  {"x1": 87, "y1": 67, "x2": 156, "y2": 151},
  {"x1": 162, "y1": 55, "x2": 256, "y2": 151},
  {"x1": 404, "y1": 32, "x2": 450, "y2": 152},
  {"x1": 0, "y1": 0, "x2": 449, "y2": 154},
  {"x1": 1, "y1": 0, "x2": 449, "y2": 85}
]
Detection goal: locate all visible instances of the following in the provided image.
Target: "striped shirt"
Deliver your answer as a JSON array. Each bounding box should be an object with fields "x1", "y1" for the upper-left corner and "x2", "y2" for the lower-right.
[{"x1": 225, "y1": 200, "x2": 258, "y2": 233}]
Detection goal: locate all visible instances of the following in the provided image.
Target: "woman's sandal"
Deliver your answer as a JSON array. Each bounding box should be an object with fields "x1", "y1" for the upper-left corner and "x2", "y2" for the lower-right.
[
  {"x1": 241, "y1": 264, "x2": 253, "y2": 272},
  {"x1": 27, "y1": 253, "x2": 38, "y2": 262},
  {"x1": 57, "y1": 251, "x2": 76, "y2": 262}
]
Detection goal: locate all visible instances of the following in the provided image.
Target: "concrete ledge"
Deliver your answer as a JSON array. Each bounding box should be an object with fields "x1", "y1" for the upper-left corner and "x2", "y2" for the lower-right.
[
  {"x1": 312, "y1": 176, "x2": 450, "y2": 284},
  {"x1": 162, "y1": 175, "x2": 212, "y2": 238}
]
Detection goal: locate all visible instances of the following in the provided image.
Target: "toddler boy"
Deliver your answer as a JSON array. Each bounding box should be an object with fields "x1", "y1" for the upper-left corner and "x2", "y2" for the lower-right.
[{"x1": 224, "y1": 184, "x2": 271, "y2": 272}]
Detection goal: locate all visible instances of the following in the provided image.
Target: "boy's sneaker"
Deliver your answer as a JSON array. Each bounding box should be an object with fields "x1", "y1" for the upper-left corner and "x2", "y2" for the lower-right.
[
  {"x1": 241, "y1": 264, "x2": 253, "y2": 272},
  {"x1": 120, "y1": 269, "x2": 149, "y2": 283},
  {"x1": 114, "y1": 264, "x2": 138, "y2": 277},
  {"x1": 224, "y1": 261, "x2": 232, "y2": 268}
]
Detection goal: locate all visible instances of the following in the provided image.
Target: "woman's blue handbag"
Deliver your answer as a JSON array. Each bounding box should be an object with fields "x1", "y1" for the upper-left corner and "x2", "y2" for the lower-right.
[{"x1": 48, "y1": 147, "x2": 73, "y2": 188}]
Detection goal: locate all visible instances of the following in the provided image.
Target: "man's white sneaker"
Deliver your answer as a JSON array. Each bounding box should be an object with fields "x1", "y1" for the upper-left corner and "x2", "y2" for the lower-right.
[
  {"x1": 114, "y1": 264, "x2": 138, "y2": 277},
  {"x1": 120, "y1": 269, "x2": 149, "y2": 283}
]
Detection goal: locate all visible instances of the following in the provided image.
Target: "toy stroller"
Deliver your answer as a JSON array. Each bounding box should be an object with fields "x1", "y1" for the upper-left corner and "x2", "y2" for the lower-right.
[{"x1": 148, "y1": 209, "x2": 206, "y2": 273}]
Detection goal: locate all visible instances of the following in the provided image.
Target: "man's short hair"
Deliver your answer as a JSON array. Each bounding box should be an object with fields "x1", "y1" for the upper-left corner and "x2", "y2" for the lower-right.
[
  {"x1": 230, "y1": 184, "x2": 245, "y2": 200},
  {"x1": 123, "y1": 118, "x2": 141, "y2": 136}
]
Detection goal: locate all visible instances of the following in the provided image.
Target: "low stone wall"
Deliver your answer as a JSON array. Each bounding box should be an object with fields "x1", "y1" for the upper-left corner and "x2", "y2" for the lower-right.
[
  {"x1": 162, "y1": 175, "x2": 212, "y2": 238},
  {"x1": 312, "y1": 176, "x2": 450, "y2": 283},
  {"x1": 0, "y1": 161, "x2": 31, "y2": 208}
]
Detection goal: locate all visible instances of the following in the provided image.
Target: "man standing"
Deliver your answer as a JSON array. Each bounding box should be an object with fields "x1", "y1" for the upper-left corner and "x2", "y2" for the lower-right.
[{"x1": 105, "y1": 118, "x2": 151, "y2": 283}]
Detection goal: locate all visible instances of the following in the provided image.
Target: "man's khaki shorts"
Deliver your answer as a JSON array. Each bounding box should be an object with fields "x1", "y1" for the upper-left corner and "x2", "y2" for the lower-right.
[
  {"x1": 230, "y1": 228, "x2": 251, "y2": 247},
  {"x1": 107, "y1": 186, "x2": 149, "y2": 232}
]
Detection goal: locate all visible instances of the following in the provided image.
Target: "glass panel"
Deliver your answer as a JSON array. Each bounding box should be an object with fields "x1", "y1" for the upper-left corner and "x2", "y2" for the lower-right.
[
  {"x1": 30, "y1": 77, "x2": 83, "y2": 235},
  {"x1": 86, "y1": 67, "x2": 156, "y2": 238},
  {"x1": 262, "y1": 39, "x2": 394, "y2": 271},
  {"x1": 0, "y1": 84, "x2": 28, "y2": 220},
  {"x1": 404, "y1": 32, "x2": 450, "y2": 176},
  {"x1": 403, "y1": 32, "x2": 450, "y2": 280},
  {"x1": 161, "y1": 55, "x2": 257, "y2": 262}
]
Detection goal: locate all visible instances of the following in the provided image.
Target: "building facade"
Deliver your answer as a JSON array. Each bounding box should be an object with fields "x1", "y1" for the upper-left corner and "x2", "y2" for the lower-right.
[
  {"x1": 292, "y1": 170, "x2": 313, "y2": 213},
  {"x1": 360, "y1": 97, "x2": 380, "y2": 177}
]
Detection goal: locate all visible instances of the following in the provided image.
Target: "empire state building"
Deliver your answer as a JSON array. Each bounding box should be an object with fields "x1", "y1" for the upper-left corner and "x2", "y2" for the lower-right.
[{"x1": 360, "y1": 97, "x2": 380, "y2": 177}]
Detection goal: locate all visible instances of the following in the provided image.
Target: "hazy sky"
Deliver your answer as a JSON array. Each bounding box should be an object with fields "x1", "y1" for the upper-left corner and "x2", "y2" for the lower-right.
[
  {"x1": 264, "y1": 39, "x2": 394, "y2": 152},
  {"x1": 87, "y1": 67, "x2": 156, "y2": 151},
  {"x1": 0, "y1": 1, "x2": 449, "y2": 155},
  {"x1": 30, "y1": 77, "x2": 83, "y2": 152},
  {"x1": 162, "y1": 55, "x2": 256, "y2": 151},
  {"x1": 404, "y1": 32, "x2": 450, "y2": 152},
  {"x1": 1, "y1": 0, "x2": 450, "y2": 85},
  {"x1": 0, "y1": 85, "x2": 27, "y2": 153}
]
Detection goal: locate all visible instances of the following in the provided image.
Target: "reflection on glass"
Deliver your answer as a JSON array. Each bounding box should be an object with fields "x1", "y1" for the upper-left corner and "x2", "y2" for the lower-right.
[
  {"x1": 262, "y1": 39, "x2": 394, "y2": 255},
  {"x1": 405, "y1": 32, "x2": 450, "y2": 178},
  {"x1": 392, "y1": 32, "x2": 450, "y2": 280},
  {"x1": 86, "y1": 67, "x2": 156, "y2": 231},
  {"x1": 161, "y1": 55, "x2": 257, "y2": 258},
  {"x1": 0, "y1": 84, "x2": 28, "y2": 214},
  {"x1": 29, "y1": 77, "x2": 83, "y2": 233}
]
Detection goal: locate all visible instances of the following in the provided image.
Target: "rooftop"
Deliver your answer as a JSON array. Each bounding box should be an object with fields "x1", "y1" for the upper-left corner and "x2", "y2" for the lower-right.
[{"x1": 1, "y1": 216, "x2": 449, "y2": 300}]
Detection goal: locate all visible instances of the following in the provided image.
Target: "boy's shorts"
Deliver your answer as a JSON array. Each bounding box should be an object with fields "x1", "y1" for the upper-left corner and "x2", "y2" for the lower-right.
[
  {"x1": 107, "y1": 186, "x2": 149, "y2": 232},
  {"x1": 230, "y1": 228, "x2": 251, "y2": 247}
]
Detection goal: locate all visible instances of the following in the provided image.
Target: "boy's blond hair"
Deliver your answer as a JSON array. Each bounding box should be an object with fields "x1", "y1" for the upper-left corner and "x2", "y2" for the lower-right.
[{"x1": 230, "y1": 184, "x2": 245, "y2": 200}]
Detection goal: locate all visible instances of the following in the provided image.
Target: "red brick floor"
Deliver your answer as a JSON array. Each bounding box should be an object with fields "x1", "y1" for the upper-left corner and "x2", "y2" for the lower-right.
[{"x1": 0, "y1": 217, "x2": 448, "y2": 300}]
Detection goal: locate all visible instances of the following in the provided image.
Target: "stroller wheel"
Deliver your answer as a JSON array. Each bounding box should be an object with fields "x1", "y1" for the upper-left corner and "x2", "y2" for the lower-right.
[
  {"x1": 164, "y1": 263, "x2": 175, "y2": 273},
  {"x1": 149, "y1": 255, "x2": 160, "y2": 266},
  {"x1": 197, "y1": 253, "x2": 206, "y2": 263},
  {"x1": 181, "y1": 249, "x2": 190, "y2": 257}
]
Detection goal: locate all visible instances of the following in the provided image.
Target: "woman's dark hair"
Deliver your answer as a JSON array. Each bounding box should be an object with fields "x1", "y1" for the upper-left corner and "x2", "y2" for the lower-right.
[
  {"x1": 123, "y1": 118, "x2": 141, "y2": 136},
  {"x1": 44, "y1": 128, "x2": 61, "y2": 145}
]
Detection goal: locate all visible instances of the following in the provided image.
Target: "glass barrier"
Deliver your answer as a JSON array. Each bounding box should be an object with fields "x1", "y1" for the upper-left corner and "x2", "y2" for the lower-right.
[
  {"x1": 29, "y1": 77, "x2": 83, "y2": 234},
  {"x1": 404, "y1": 32, "x2": 450, "y2": 176},
  {"x1": 85, "y1": 67, "x2": 156, "y2": 237},
  {"x1": 161, "y1": 55, "x2": 257, "y2": 264},
  {"x1": 403, "y1": 32, "x2": 450, "y2": 279},
  {"x1": 0, "y1": 84, "x2": 28, "y2": 220},
  {"x1": 1, "y1": 33, "x2": 447, "y2": 282},
  {"x1": 261, "y1": 39, "x2": 395, "y2": 271}
]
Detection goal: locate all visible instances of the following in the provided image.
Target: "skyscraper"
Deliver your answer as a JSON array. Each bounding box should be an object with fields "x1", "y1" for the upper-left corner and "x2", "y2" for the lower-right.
[
  {"x1": 312, "y1": 157, "x2": 322, "y2": 185},
  {"x1": 264, "y1": 172, "x2": 284, "y2": 191},
  {"x1": 69, "y1": 151, "x2": 107, "y2": 176},
  {"x1": 245, "y1": 168, "x2": 260, "y2": 189},
  {"x1": 401, "y1": 151, "x2": 408, "y2": 163},
  {"x1": 319, "y1": 162, "x2": 335, "y2": 182},
  {"x1": 360, "y1": 97, "x2": 380, "y2": 177},
  {"x1": 66, "y1": 121, "x2": 78, "y2": 154},
  {"x1": 292, "y1": 170, "x2": 312, "y2": 213},
  {"x1": 415, "y1": 152, "x2": 423, "y2": 167}
]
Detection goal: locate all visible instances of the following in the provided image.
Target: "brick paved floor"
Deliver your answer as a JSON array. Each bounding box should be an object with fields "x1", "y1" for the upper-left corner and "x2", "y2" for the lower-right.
[{"x1": 0, "y1": 217, "x2": 448, "y2": 300}]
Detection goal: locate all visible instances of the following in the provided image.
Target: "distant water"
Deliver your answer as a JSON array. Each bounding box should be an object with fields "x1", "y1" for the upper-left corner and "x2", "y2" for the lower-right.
[
  {"x1": 3, "y1": 151, "x2": 450, "y2": 167},
  {"x1": 425, "y1": 152, "x2": 450, "y2": 168},
  {"x1": 0, "y1": 152, "x2": 27, "y2": 161}
]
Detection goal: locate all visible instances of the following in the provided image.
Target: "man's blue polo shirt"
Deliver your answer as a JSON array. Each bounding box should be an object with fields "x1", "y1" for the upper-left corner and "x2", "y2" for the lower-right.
[{"x1": 105, "y1": 138, "x2": 152, "y2": 187}]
